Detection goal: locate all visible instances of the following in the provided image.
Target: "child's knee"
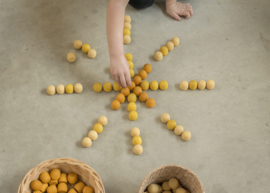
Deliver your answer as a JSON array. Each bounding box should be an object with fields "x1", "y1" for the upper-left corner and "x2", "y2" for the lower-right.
[{"x1": 129, "y1": 0, "x2": 154, "y2": 9}]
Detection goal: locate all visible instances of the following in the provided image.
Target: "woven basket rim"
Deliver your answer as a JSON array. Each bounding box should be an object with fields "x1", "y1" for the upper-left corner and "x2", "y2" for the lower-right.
[
  {"x1": 18, "y1": 157, "x2": 105, "y2": 193},
  {"x1": 138, "y1": 164, "x2": 205, "y2": 193}
]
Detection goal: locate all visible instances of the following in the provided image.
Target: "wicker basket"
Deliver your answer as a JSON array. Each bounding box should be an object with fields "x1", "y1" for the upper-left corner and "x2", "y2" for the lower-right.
[
  {"x1": 138, "y1": 165, "x2": 205, "y2": 193},
  {"x1": 18, "y1": 157, "x2": 105, "y2": 193}
]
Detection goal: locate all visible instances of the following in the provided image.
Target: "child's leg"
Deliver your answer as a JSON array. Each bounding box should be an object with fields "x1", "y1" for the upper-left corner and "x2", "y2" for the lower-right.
[{"x1": 129, "y1": 0, "x2": 154, "y2": 9}]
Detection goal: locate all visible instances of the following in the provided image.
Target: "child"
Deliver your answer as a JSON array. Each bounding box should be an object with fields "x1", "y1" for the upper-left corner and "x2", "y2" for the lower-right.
[{"x1": 106, "y1": 0, "x2": 193, "y2": 87}]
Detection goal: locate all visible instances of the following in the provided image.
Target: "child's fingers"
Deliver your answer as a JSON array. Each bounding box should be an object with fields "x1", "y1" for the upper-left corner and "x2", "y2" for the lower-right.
[
  {"x1": 114, "y1": 75, "x2": 121, "y2": 87},
  {"x1": 120, "y1": 74, "x2": 127, "y2": 88},
  {"x1": 185, "y1": 12, "x2": 191, "y2": 19},
  {"x1": 186, "y1": 5, "x2": 193, "y2": 16},
  {"x1": 171, "y1": 11, "x2": 181, "y2": 21},
  {"x1": 125, "y1": 72, "x2": 132, "y2": 86}
]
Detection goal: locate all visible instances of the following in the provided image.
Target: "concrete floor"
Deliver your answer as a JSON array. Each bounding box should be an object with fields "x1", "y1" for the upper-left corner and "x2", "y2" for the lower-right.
[{"x1": 0, "y1": 0, "x2": 270, "y2": 192}]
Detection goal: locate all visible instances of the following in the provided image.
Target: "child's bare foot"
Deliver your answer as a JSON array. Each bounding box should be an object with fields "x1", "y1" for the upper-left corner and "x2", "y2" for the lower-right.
[{"x1": 166, "y1": 1, "x2": 193, "y2": 21}]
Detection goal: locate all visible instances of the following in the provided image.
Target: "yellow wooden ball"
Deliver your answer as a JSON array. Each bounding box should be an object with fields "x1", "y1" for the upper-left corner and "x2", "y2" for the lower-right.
[
  {"x1": 74, "y1": 83, "x2": 83, "y2": 93},
  {"x1": 169, "y1": 178, "x2": 180, "y2": 189},
  {"x1": 161, "y1": 113, "x2": 170, "y2": 123},
  {"x1": 67, "y1": 53, "x2": 76, "y2": 62},
  {"x1": 56, "y1": 84, "x2": 65, "y2": 94},
  {"x1": 82, "y1": 44, "x2": 91, "y2": 54},
  {"x1": 189, "y1": 80, "x2": 197, "y2": 90},
  {"x1": 93, "y1": 83, "x2": 102, "y2": 92},
  {"x1": 139, "y1": 92, "x2": 148, "y2": 102},
  {"x1": 141, "y1": 80, "x2": 149, "y2": 91},
  {"x1": 65, "y1": 84, "x2": 74, "y2": 94},
  {"x1": 166, "y1": 41, "x2": 174, "y2": 51},
  {"x1": 98, "y1": 116, "x2": 108, "y2": 126},
  {"x1": 103, "y1": 82, "x2": 112, "y2": 92},
  {"x1": 138, "y1": 70, "x2": 147, "y2": 80},
  {"x1": 82, "y1": 137, "x2": 92, "y2": 148},
  {"x1": 123, "y1": 35, "x2": 131, "y2": 44},
  {"x1": 176, "y1": 187, "x2": 190, "y2": 193},
  {"x1": 93, "y1": 123, "x2": 103, "y2": 133},
  {"x1": 129, "y1": 111, "x2": 138, "y2": 121},
  {"x1": 113, "y1": 82, "x2": 122, "y2": 91},
  {"x1": 125, "y1": 53, "x2": 133, "y2": 61},
  {"x1": 172, "y1": 37, "x2": 180, "y2": 46},
  {"x1": 132, "y1": 136, "x2": 142, "y2": 145},
  {"x1": 180, "y1": 81, "x2": 188, "y2": 91},
  {"x1": 128, "y1": 93, "x2": 137, "y2": 103},
  {"x1": 154, "y1": 51, "x2": 163, "y2": 61},
  {"x1": 133, "y1": 144, "x2": 143, "y2": 155},
  {"x1": 198, "y1": 80, "x2": 206, "y2": 90},
  {"x1": 130, "y1": 127, "x2": 140, "y2": 137},
  {"x1": 88, "y1": 49, "x2": 97, "y2": 59},
  {"x1": 124, "y1": 15, "x2": 131, "y2": 22},
  {"x1": 88, "y1": 130, "x2": 98, "y2": 141},
  {"x1": 167, "y1": 120, "x2": 177, "y2": 130},
  {"x1": 150, "y1": 80, "x2": 159, "y2": 91},
  {"x1": 181, "y1": 131, "x2": 191, "y2": 141},
  {"x1": 47, "y1": 85, "x2": 55, "y2": 95},
  {"x1": 127, "y1": 102, "x2": 137, "y2": 111},
  {"x1": 124, "y1": 22, "x2": 131, "y2": 29},
  {"x1": 74, "y1": 40, "x2": 82, "y2": 49},
  {"x1": 123, "y1": 28, "x2": 131, "y2": 36},
  {"x1": 143, "y1": 63, "x2": 152, "y2": 73},
  {"x1": 159, "y1": 80, "x2": 168, "y2": 90},
  {"x1": 174, "y1": 125, "x2": 184, "y2": 135},
  {"x1": 160, "y1": 46, "x2": 169, "y2": 56},
  {"x1": 111, "y1": 100, "x2": 121, "y2": 110},
  {"x1": 206, "y1": 79, "x2": 215, "y2": 90}
]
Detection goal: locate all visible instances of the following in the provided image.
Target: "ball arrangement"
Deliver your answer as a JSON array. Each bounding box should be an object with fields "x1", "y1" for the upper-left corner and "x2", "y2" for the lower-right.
[
  {"x1": 180, "y1": 80, "x2": 215, "y2": 91},
  {"x1": 47, "y1": 84, "x2": 83, "y2": 95},
  {"x1": 154, "y1": 37, "x2": 180, "y2": 61},
  {"x1": 123, "y1": 15, "x2": 132, "y2": 44},
  {"x1": 130, "y1": 127, "x2": 143, "y2": 155}
]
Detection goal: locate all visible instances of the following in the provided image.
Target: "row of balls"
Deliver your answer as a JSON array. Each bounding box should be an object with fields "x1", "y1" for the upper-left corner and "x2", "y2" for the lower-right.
[
  {"x1": 154, "y1": 37, "x2": 180, "y2": 61},
  {"x1": 47, "y1": 83, "x2": 83, "y2": 95},
  {"x1": 82, "y1": 116, "x2": 108, "y2": 148},
  {"x1": 30, "y1": 169, "x2": 94, "y2": 193},
  {"x1": 180, "y1": 80, "x2": 215, "y2": 90},
  {"x1": 130, "y1": 127, "x2": 143, "y2": 155},
  {"x1": 123, "y1": 15, "x2": 132, "y2": 44},
  {"x1": 161, "y1": 113, "x2": 191, "y2": 141},
  {"x1": 67, "y1": 40, "x2": 97, "y2": 63},
  {"x1": 146, "y1": 178, "x2": 189, "y2": 193}
]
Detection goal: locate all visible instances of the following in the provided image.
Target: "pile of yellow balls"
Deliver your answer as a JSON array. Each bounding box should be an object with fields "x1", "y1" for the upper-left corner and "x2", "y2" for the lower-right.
[
  {"x1": 47, "y1": 83, "x2": 83, "y2": 95},
  {"x1": 147, "y1": 178, "x2": 190, "y2": 193},
  {"x1": 123, "y1": 15, "x2": 132, "y2": 44},
  {"x1": 82, "y1": 116, "x2": 108, "y2": 148},
  {"x1": 130, "y1": 127, "x2": 143, "y2": 155},
  {"x1": 161, "y1": 113, "x2": 191, "y2": 141},
  {"x1": 67, "y1": 40, "x2": 97, "y2": 63},
  {"x1": 154, "y1": 37, "x2": 180, "y2": 61},
  {"x1": 180, "y1": 80, "x2": 215, "y2": 90}
]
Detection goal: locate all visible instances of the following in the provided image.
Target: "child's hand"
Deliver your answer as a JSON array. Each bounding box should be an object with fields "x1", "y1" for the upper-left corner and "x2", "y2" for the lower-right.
[
  {"x1": 110, "y1": 56, "x2": 131, "y2": 88},
  {"x1": 166, "y1": 1, "x2": 193, "y2": 21}
]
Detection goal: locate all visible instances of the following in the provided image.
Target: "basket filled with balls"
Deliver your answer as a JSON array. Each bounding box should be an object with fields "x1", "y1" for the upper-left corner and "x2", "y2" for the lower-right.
[
  {"x1": 138, "y1": 165, "x2": 204, "y2": 193},
  {"x1": 18, "y1": 157, "x2": 105, "y2": 193}
]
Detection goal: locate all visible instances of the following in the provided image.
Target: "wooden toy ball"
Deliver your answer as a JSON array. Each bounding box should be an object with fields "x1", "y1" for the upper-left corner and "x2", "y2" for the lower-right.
[
  {"x1": 82, "y1": 44, "x2": 91, "y2": 54},
  {"x1": 130, "y1": 127, "x2": 140, "y2": 137},
  {"x1": 74, "y1": 40, "x2": 82, "y2": 49},
  {"x1": 123, "y1": 35, "x2": 131, "y2": 44},
  {"x1": 98, "y1": 116, "x2": 108, "y2": 126},
  {"x1": 143, "y1": 63, "x2": 152, "y2": 73},
  {"x1": 93, "y1": 123, "x2": 103, "y2": 134},
  {"x1": 140, "y1": 80, "x2": 149, "y2": 91},
  {"x1": 159, "y1": 80, "x2": 168, "y2": 90},
  {"x1": 162, "y1": 181, "x2": 171, "y2": 191},
  {"x1": 67, "y1": 53, "x2": 76, "y2": 63},
  {"x1": 124, "y1": 15, "x2": 131, "y2": 22},
  {"x1": 116, "y1": 93, "x2": 125, "y2": 103},
  {"x1": 125, "y1": 53, "x2": 133, "y2": 61},
  {"x1": 123, "y1": 28, "x2": 131, "y2": 36},
  {"x1": 172, "y1": 37, "x2": 180, "y2": 46},
  {"x1": 146, "y1": 98, "x2": 155, "y2": 108},
  {"x1": 154, "y1": 51, "x2": 163, "y2": 61},
  {"x1": 132, "y1": 136, "x2": 142, "y2": 145},
  {"x1": 198, "y1": 80, "x2": 206, "y2": 90},
  {"x1": 181, "y1": 131, "x2": 191, "y2": 141},
  {"x1": 174, "y1": 125, "x2": 184, "y2": 135},
  {"x1": 133, "y1": 76, "x2": 142, "y2": 85},
  {"x1": 113, "y1": 82, "x2": 122, "y2": 91},
  {"x1": 161, "y1": 113, "x2": 170, "y2": 123},
  {"x1": 65, "y1": 84, "x2": 74, "y2": 94},
  {"x1": 180, "y1": 81, "x2": 188, "y2": 91},
  {"x1": 127, "y1": 102, "x2": 137, "y2": 111},
  {"x1": 121, "y1": 87, "x2": 130, "y2": 96},
  {"x1": 47, "y1": 85, "x2": 55, "y2": 95},
  {"x1": 148, "y1": 184, "x2": 160, "y2": 193},
  {"x1": 30, "y1": 180, "x2": 43, "y2": 191},
  {"x1": 128, "y1": 93, "x2": 137, "y2": 103},
  {"x1": 133, "y1": 144, "x2": 143, "y2": 155},
  {"x1": 166, "y1": 41, "x2": 174, "y2": 51},
  {"x1": 124, "y1": 22, "x2": 131, "y2": 29},
  {"x1": 111, "y1": 100, "x2": 121, "y2": 110},
  {"x1": 82, "y1": 137, "x2": 92, "y2": 148},
  {"x1": 139, "y1": 92, "x2": 148, "y2": 102},
  {"x1": 74, "y1": 83, "x2": 83, "y2": 93},
  {"x1": 189, "y1": 80, "x2": 197, "y2": 90},
  {"x1": 103, "y1": 82, "x2": 112, "y2": 92},
  {"x1": 88, "y1": 49, "x2": 97, "y2": 59},
  {"x1": 133, "y1": 86, "x2": 142, "y2": 96},
  {"x1": 150, "y1": 81, "x2": 159, "y2": 91},
  {"x1": 129, "y1": 110, "x2": 138, "y2": 121},
  {"x1": 88, "y1": 130, "x2": 98, "y2": 141},
  {"x1": 169, "y1": 178, "x2": 180, "y2": 189},
  {"x1": 130, "y1": 68, "x2": 135, "y2": 78},
  {"x1": 160, "y1": 46, "x2": 168, "y2": 56},
  {"x1": 93, "y1": 83, "x2": 102, "y2": 93},
  {"x1": 167, "y1": 120, "x2": 176, "y2": 130},
  {"x1": 176, "y1": 187, "x2": 190, "y2": 193},
  {"x1": 138, "y1": 70, "x2": 147, "y2": 80},
  {"x1": 206, "y1": 79, "x2": 215, "y2": 90},
  {"x1": 56, "y1": 84, "x2": 65, "y2": 94}
]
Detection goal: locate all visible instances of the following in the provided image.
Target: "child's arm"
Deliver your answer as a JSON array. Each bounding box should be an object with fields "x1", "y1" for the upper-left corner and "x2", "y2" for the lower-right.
[
  {"x1": 106, "y1": 0, "x2": 131, "y2": 88},
  {"x1": 166, "y1": 0, "x2": 193, "y2": 21}
]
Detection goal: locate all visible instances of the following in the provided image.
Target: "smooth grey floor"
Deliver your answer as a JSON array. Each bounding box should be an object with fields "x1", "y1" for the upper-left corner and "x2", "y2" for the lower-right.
[{"x1": 0, "y1": 0, "x2": 270, "y2": 192}]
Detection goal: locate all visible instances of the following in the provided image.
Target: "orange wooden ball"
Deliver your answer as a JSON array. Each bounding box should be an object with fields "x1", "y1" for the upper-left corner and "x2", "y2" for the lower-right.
[
  {"x1": 138, "y1": 70, "x2": 147, "y2": 80},
  {"x1": 133, "y1": 76, "x2": 142, "y2": 86},
  {"x1": 121, "y1": 87, "x2": 130, "y2": 96},
  {"x1": 133, "y1": 86, "x2": 142, "y2": 96},
  {"x1": 111, "y1": 100, "x2": 121, "y2": 110},
  {"x1": 128, "y1": 81, "x2": 136, "y2": 91},
  {"x1": 116, "y1": 93, "x2": 125, "y2": 103},
  {"x1": 139, "y1": 92, "x2": 148, "y2": 102},
  {"x1": 143, "y1": 63, "x2": 152, "y2": 73},
  {"x1": 146, "y1": 98, "x2": 155, "y2": 108}
]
